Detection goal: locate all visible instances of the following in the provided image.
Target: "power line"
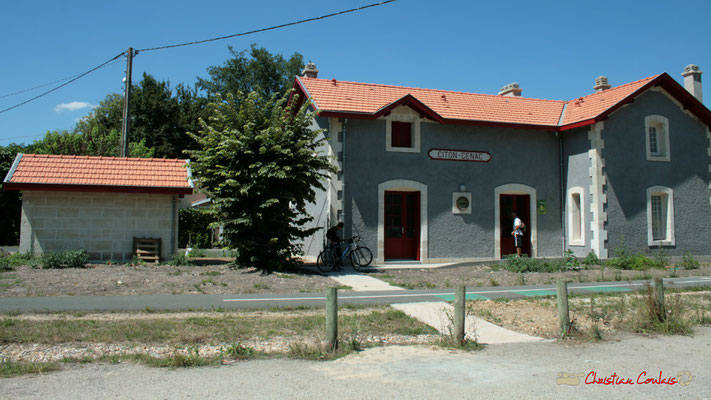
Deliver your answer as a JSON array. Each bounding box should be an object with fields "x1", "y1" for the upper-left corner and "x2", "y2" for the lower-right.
[
  {"x1": 0, "y1": 1, "x2": 399, "y2": 116},
  {"x1": 138, "y1": 0, "x2": 399, "y2": 52},
  {"x1": 0, "y1": 59, "x2": 124, "y2": 100},
  {"x1": 0, "y1": 133, "x2": 47, "y2": 141},
  {"x1": 0, "y1": 52, "x2": 124, "y2": 115}
]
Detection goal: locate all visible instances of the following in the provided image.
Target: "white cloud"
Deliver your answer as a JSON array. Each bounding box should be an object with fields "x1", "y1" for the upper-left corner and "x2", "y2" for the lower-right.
[{"x1": 54, "y1": 101, "x2": 97, "y2": 113}]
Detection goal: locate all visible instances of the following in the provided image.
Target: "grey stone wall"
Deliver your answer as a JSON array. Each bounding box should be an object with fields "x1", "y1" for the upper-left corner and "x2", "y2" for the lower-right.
[
  {"x1": 562, "y1": 127, "x2": 593, "y2": 257},
  {"x1": 602, "y1": 90, "x2": 711, "y2": 256},
  {"x1": 19, "y1": 191, "x2": 179, "y2": 261},
  {"x1": 293, "y1": 116, "x2": 331, "y2": 258},
  {"x1": 343, "y1": 118, "x2": 563, "y2": 261}
]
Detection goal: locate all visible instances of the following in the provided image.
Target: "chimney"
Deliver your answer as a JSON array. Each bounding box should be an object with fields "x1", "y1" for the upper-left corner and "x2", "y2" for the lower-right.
[
  {"x1": 681, "y1": 64, "x2": 703, "y2": 103},
  {"x1": 301, "y1": 62, "x2": 319, "y2": 79},
  {"x1": 593, "y1": 76, "x2": 611, "y2": 92},
  {"x1": 498, "y1": 82, "x2": 522, "y2": 97}
]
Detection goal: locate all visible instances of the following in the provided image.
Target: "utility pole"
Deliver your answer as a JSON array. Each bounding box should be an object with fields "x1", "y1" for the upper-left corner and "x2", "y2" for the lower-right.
[{"x1": 120, "y1": 47, "x2": 134, "y2": 157}]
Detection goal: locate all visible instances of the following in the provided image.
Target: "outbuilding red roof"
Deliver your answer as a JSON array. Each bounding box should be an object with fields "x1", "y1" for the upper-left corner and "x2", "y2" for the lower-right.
[
  {"x1": 294, "y1": 73, "x2": 711, "y2": 131},
  {"x1": 2, "y1": 154, "x2": 193, "y2": 195}
]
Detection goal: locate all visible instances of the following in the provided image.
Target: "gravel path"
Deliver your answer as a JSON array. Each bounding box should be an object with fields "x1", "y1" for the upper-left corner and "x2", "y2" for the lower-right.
[
  {"x1": 0, "y1": 264, "x2": 338, "y2": 296},
  {"x1": 2, "y1": 327, "x2": 709, "y2": 399}
]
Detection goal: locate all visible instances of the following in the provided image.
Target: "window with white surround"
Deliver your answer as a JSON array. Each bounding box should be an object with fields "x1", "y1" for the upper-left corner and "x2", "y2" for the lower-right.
[
  {"x1": 385, "y1": 107, "x2": 421, "y2": 153},
  {"x1": 646, "y1": 186, "x2": 675, "y2": 246},
  {"x1": 567, "y1": 187, "x2": 585, "y2": 246},
  {"x1": 644, "y1": 115, "x2": 670, "y2": 161}
]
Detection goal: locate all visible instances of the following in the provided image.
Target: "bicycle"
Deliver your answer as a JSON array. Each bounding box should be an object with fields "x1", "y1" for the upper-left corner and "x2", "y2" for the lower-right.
[{"x1": 316, "y1": 236, "x2": 373, "y2": 273}]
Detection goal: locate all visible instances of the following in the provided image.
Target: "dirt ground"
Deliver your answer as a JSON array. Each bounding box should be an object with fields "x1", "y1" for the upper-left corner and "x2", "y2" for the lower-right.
[
  {"x1": 367, "y1": 264, "x2": 711, "y2": 289},
  {"x1": 1, "y1": 261, "x2": 710, "y2": 297},
  {"x1": 0, "y1": 262, "x2": 340, "y2": 297}
]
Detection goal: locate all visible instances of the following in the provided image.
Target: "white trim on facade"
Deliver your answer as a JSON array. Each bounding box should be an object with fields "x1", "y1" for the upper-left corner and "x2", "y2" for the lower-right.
[
  {"x1": 707, "y1": 127, "x2": 711, "y2": 206},
  {"x1": 646, "y1": 186, "x2": 675, "y2": 246},
  {"x1": 566, "y1": 186, "x2": 585, "y2": 246},
  {"x1": 588, "y1": 122, "x2": 609, "y2": 259},
  {"x1": 377, "y1": 179, "x2": 428, "y2": 263},
  {"x1": 328, "y1": 118, "x2": 344, "y2": 222},
  {"x1": 644, "y1": 115, "x2": 671, "y2": 162},
  {"x1": 494, "y1": 183, "x2": 537, "y2": 259},
  {"x1": 384, "y1": 106, "x2": 421, "y2": 153}
]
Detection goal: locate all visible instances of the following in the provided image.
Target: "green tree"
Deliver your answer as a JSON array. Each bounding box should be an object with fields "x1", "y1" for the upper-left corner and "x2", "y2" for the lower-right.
[
  {"x1": 197, "y1": 45, "x2": 304, "y2": 101},
  {"x1": 70, "y1": 74, "x2": 206, "y2": 159},
  {"x1": 0, "y1": 143, "x2": 25, "y2": 245},
  {"x1": 30, "y1": 127, "x2": 154, "y2": 158},
  {"x1": 187, "y1": 91, "x2": 334, "y2": 271}
]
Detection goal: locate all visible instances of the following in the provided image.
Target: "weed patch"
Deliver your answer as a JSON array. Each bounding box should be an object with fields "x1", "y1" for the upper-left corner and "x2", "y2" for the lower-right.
[{"x1": 0, "y1": 361, "x2": 60, "y2": 378}]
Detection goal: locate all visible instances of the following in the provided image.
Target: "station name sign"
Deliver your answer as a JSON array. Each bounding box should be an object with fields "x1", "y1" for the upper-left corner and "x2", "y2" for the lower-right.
[{"x1": 428, "y1": 148, "x2": 491, "y2": 163}]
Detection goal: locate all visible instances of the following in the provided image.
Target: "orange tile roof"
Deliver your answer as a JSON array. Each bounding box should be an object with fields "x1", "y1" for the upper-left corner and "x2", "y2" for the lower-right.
[
  {"x1": 296, "y1": 74, "x2": 673, "y2": 130},
  {"x1": 299, "y1": 77, "x2": 566, "y2": 127},
  {"x1": 3, "y1": 154, "x2": 193, "y2": 194},
  {"x1": 561, "y1": 76, "x2": 658, "y2": 126}
]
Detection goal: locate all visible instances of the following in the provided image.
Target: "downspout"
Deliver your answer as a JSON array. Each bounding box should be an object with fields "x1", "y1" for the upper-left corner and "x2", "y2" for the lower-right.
[
  {"x1": 342, "y1": 119, "x2": 348, "y2": 233},
  {"x1": 557, "y1": 131, "x2": 566, "y2": 256}
]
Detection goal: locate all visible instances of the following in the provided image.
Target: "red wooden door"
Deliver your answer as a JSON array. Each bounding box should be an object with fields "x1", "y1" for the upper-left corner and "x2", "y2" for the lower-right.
[
  {"x1": 384, "y1": 191, "x2": 420, "y2": 260},
  {"x1": 500, "y1": 194, "x2": 531, "y2": 257}
]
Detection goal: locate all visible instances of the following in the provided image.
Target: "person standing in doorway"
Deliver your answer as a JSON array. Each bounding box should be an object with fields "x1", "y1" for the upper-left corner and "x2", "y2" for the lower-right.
[
  {"x1": 326, "y1": 222, "x2": 344, "y2": 270},
  {"x1": 511, "y1": 212, "x2": 525, "y2": 256}
]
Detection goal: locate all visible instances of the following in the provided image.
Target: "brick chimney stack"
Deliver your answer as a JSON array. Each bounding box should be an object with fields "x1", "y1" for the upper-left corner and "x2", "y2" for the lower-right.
[
  {"x1": 302, "y1": 62, "x2": 319, "y2": 79},
  {"x1": 593, "y1": 76, "x2": 611, "y2": 92},
  {"x1": 498, "y1": 82, "x2": 522, "y2": 97},
  {"x1": 682, "y1": 64, "x2": 703, "y2": 103}
]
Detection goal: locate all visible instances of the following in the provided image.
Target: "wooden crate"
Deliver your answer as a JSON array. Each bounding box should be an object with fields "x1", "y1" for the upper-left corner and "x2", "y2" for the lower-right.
[{"x1": 133, "y1": 237, "x2": 161, "y2": 264}]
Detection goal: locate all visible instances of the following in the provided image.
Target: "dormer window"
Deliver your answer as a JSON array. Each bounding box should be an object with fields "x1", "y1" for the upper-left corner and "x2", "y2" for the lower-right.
[
  {"x1": 391, "y1": 121, "x2": 412, "y2": 148},
  {"x1": 645, "y1": 115, "x2": 670, "y2": 161},
  {"x1": 385, "y1": 108, "x2": 421, "y2": 153}
]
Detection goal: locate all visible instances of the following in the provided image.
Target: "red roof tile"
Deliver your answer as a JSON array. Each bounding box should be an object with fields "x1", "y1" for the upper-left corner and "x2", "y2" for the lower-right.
[
  {"x1": 560, "y1": 76, "x2": 658, "y2": 126},
  {"x1": 3, "y1": 154, "x2": 193, "y2": 194},
  {"x1": 299, "y1": 77, "x2": 566, "y2": 127},
  {"x1": 295, "y1": 73, "x2": 708, "y2": 130}
]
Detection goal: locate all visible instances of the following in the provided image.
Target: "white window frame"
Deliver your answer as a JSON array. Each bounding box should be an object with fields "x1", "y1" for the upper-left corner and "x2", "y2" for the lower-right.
[
  {"x1": 566, "y1": 186, "x2": 585, "y2": 246},
  {"x1": 385, "y1": 110, "x2": 421, "y2": 153},
  {"x1": 646, "y1": 186, "x2": 675, "y2": 246},
  {"x1": 644, "y1": 115, "x2": 670, "y2": 162}
]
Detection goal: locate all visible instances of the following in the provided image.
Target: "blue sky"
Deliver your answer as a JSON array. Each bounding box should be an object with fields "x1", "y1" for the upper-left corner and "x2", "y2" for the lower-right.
[{"x1": 1, "y1": 0, "x2": 710, "y2": 146}]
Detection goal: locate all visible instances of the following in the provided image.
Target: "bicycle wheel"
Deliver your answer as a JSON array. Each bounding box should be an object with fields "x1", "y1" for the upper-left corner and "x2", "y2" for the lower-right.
[
  {"x1": 317, "y1": 249, "x2": 336, "y2": 273},
  {"x1": 350, "y1": 246, "x2": 373, "y2": 270}
]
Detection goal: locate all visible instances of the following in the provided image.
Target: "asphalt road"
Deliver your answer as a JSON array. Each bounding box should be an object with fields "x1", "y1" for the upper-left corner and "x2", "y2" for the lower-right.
[
  {"x1": 2, "y1": 327, "x2": 710, "y2": 399},
  {"x1": 1, "y1": 276, "x2": 710, "y2": 313}
]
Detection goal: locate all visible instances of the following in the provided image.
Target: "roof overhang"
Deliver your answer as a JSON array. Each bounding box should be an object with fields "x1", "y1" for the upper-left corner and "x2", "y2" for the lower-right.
[
  {"x1": 295, "y1": 73, "x2": 711, "y2": 132},
  {"x1": 2, "y1": 182, "x2": 193, "y2": 195}
]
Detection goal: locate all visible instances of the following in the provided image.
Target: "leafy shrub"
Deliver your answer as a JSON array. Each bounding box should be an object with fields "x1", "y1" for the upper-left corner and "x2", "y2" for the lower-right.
[
  {"x1": 178, "y1": 208, "x2": 217, "y2": 248},
  {"x1": 504, "y1": 255, "x2": 562, "y2": 273},
  {"x1": 653, "y1": 246, "x2": 671, "y2": 269},
  {"x1": 606, "y1": 244, "x2": 658, "y2": 270},
  {"x1": 0, "y1": 256, "x2": 11, "y2": 272},
  {"x1": 582, "y1": 252, "x2": 601, "y2": 268},
  {"x1": 41, "y1": 250, "x2": 89, "y2": 269},
  {"x1": 678, "y1": 252, "x2": 700, "y2": 270},
  {"x1": 168, "y1": 253, "x2": 192, "y2": 267}
]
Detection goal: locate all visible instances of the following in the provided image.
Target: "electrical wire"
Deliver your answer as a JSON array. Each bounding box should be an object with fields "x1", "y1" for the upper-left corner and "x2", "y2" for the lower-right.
[
  {"x1": 137, "y1": 0, "x2": 399, "y2": 52},
  {"x1": 0, "y1": 0, "x2": 399, "y2": 117},
  {"x1": 0, "y1": 59, "x2": 124, "y2": 100},
  {"x1": 0, "y1": 52, "x2": 125, "y2": 115}
]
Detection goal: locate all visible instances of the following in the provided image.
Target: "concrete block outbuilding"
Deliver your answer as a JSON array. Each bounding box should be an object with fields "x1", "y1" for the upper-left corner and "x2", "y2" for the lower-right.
[{"x1": 2, "y1": 154, "x2": 193, "y2": 261}]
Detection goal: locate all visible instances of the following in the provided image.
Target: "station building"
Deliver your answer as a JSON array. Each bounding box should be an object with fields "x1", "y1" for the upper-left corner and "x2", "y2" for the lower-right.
[{"x1": 292, "y1": 64, "x2": 711, "y2": 263}]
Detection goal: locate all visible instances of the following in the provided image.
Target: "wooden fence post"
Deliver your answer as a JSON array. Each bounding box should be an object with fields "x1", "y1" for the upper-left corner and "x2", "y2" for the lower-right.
[
  {"x1": 654, "y1": 277, "x2": 665, "y2": 320},
  {"x1": 326, "y1": 287, "x2": 338, "y2": 351},
  {"x1": 556, "y1": 280, "x2": 570, "y2": 338},
  {"x1": 454, "y1": 285, "x2": 466, "y2": 345}
]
